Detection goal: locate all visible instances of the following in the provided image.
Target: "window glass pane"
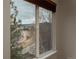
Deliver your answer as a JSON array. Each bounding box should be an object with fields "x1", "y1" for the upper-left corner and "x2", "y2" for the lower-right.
[
  {"x1": 10, "y1": 0, "x2": 36, "y2": 59},
  {"x1": 39, "y1": 7, "x2": 53, "y2": 54}
]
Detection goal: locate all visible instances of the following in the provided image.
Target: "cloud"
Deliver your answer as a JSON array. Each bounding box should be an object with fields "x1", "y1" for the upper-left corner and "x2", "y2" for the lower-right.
[{"x1": 12, "y1": 0, "x2": 35, "y2": 24}]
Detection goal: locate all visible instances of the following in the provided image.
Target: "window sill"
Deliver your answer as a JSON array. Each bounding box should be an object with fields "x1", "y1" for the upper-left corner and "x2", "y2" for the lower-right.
[{"x1": 34, "y1": 50, "x2": 57, "y2": 59}]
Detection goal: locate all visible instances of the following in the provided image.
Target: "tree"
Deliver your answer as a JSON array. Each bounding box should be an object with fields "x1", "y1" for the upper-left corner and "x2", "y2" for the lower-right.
[{"x1": 10, "y1": 0, "x2": 23, "y2": 59}]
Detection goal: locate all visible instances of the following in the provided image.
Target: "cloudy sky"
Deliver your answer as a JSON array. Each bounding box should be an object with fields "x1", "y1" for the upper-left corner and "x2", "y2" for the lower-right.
[
  {"x1": 11, "y1": 0, "x2": 51, "y2": 24},
  {"x1": 11, "y1": 0, "x2": 35, "y2": 24}
]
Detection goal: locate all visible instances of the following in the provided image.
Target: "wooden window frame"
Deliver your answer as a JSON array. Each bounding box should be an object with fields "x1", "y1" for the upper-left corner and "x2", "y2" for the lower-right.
[{"x1": 25, "y1": 0, "x2": 56, "y2": 12}]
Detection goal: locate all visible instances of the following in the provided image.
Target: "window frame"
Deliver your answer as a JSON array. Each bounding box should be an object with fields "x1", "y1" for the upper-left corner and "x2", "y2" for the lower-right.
[
  {"x1": 10, "y1": 0, "x2": 57, "y2": 59},
  {"x1": 35, "y1": 5, "x2": 57, "y2": 59}
]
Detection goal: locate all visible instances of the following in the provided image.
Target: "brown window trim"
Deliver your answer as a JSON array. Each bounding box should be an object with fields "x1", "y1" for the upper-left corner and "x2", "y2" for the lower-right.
[{"x1": 24, "y1": 0, "x2": 56, "y2": 12}]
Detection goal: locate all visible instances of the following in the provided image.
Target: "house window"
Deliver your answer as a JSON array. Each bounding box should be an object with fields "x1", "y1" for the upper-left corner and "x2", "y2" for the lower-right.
[
  {"x1": 39, "y1": 7, "x2": 53, "y2": 54},
  {"x1": 10, "y1": 0, "x2": 56, "y2": 59}
]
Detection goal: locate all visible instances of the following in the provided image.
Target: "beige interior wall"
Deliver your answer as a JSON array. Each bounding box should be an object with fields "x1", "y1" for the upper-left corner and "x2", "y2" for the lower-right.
[
  {"x1": 60, "y1": 0, "x2": 76, "y2": 59},
  {"x1": 3, "y1": 0, "x2": 10, "y2": 59},
  {"x1": 47, "y1": 0, "x2": 76, "y2": 59}
]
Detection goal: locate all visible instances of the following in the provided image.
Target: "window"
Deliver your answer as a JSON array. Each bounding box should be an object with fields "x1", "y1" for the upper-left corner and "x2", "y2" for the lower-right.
[
  {"x1": 39, "y1": 7, "x2": 53, "y2": 55},
  {"x1": 10, "y1": 0, "x2": 56, "y2": 59}
]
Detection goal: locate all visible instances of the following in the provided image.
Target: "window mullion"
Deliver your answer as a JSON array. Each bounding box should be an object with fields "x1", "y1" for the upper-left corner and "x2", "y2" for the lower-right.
[
  {"x1": 52, "y1": 13, "x2": 56, "y2": 50},
  {"x1": 35, "y1": 5, "x2": 40, "y2": 58}
]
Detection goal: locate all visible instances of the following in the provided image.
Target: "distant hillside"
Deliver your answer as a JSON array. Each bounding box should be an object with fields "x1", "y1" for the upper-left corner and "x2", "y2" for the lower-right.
[{"x1": 21, "y1": 24, "x2": 34, "y2": 28}]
